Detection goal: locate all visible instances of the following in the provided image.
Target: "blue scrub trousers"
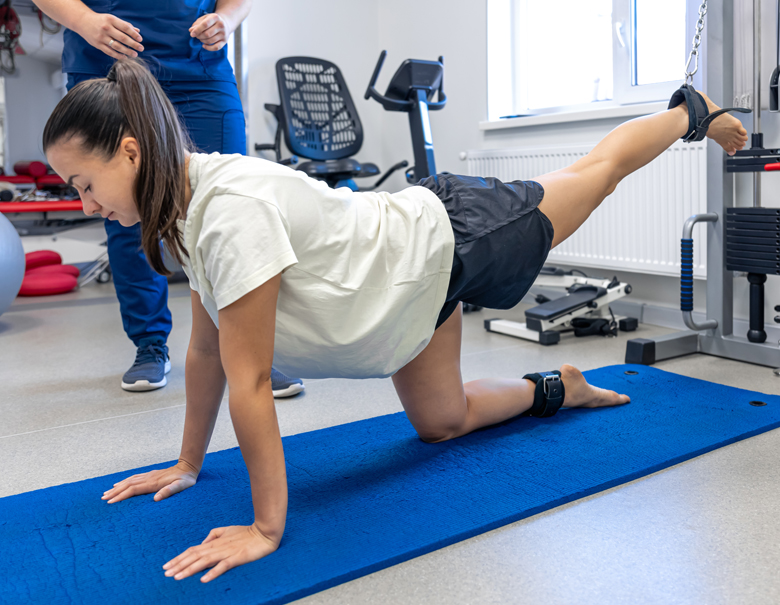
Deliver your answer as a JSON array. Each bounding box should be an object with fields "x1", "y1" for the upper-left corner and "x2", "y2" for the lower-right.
[{"x1": 67, "y1": 75, "x2": 246, "y2": 347}]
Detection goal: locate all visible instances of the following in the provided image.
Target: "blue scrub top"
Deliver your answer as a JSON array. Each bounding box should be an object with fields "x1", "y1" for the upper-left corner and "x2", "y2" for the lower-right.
[{"x1": 61, "y1": 0, "x2": 236, "y2": 82}]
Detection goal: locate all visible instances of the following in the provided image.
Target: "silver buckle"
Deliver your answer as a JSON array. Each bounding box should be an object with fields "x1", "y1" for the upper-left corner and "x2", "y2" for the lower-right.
[{"x1": 543, "y1": 374, "x2": 561, "y2": 396}]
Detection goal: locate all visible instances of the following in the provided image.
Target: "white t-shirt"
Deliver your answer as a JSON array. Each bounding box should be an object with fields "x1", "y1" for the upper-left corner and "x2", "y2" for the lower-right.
[{"x1": 181, "y1": 153, "x2": 455, "y2": 379}]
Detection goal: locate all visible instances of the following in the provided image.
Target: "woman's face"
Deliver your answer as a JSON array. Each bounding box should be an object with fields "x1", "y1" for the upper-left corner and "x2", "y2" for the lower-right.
[{"x1": 47, "y1": 136, "x2": 141, "y2": 227}]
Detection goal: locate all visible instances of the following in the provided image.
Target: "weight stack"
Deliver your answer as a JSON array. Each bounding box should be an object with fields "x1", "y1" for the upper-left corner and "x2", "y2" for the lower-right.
[{"x1": 725, "y1": 208, "x2": 780, "y2": 275}]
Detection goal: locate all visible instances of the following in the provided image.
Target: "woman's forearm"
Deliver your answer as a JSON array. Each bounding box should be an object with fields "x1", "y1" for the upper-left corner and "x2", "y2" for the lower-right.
[
  {"x1": 229, "y1": 381, "x2": 288, "y2": 542},
  {"x1": 179, "y1": 347, "x2": 227, "y2": 472},
  {"x1": 32, "y1": 0, "x2": 93, "y2": 34}
]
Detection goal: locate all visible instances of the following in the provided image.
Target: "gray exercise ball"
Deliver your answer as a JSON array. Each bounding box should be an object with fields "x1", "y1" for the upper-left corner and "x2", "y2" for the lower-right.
[{"x1": 0, "y1": 212, "x2": 24, "y2": 316}]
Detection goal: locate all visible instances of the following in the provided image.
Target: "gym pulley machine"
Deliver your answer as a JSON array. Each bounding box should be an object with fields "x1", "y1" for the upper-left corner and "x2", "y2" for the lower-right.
[{"x1": 626, "y1": 0, "x2": 780, "y2": 375}]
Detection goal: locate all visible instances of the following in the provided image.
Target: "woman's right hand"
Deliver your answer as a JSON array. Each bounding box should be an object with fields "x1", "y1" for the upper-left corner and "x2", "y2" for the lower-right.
[
  {"x1": 76, "y1": 11, "x2": 144, "y2": 60},
  {"x1": 102, "y1": 460, "x2": 198, "y2": 504}
]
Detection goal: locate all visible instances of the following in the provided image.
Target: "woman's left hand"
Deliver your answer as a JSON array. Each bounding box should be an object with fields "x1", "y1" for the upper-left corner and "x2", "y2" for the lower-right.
[
  {"x1": 163, "y1": 524, "x2": 279, "y2": 582},
  {"x1": 189, "y1": 13, "x2": 233, "y2": 51}
]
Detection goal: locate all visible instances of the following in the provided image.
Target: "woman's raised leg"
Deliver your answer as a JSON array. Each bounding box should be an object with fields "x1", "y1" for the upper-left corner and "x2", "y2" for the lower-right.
[
  {"x1": 393, "y1": 93, "x2": 747, "y2": 444},
  {"x1": 536, "y1": 94, "x2": 748, "y2": 248},
  {"x1": 392, "y1": 305, "x2": 629, "y2": 443}
]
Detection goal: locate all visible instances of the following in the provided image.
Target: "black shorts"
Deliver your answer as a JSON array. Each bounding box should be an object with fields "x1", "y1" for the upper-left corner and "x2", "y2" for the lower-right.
[{"x1": 417, "y1": 173, "x2": 554, "y2": 328}]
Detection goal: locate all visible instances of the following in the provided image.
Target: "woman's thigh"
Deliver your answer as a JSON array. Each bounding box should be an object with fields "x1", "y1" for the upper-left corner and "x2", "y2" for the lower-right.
[
  {"x1": 535, "y1": 156, "x2": 618, "y2": 249},
  {"x1": 391, "y1": 304, "x2": 468, "y2": 442},
  {"x1": 420, "y1": 174, "x2": 553, "y2": 313}
]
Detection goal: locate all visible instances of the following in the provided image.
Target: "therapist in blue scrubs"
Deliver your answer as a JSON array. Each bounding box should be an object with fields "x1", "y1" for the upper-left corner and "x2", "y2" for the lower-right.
[{"x1": 34, "y1": 0, "x2": 305, "y2": 398}]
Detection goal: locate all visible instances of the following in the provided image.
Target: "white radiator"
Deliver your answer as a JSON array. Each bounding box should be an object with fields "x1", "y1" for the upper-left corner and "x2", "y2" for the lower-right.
[{"x1": 464, "y1": 140, "x2": 708, "y2": 278}]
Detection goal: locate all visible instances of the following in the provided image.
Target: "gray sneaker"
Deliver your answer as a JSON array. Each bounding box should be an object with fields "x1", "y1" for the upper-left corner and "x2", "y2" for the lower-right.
[
  {"x1": 271, "y1": 368, "x2": 304, "y2": 398},
  {"x1": 121, "y1": 341, "x2": 171, "y2": 392}
]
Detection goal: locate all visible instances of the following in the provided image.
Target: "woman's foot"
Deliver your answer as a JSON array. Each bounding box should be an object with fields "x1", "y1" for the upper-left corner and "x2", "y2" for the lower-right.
[
  {"x1": 698, "y1": 91, "x2": 749, "y2": 155},
  {"x1": 559, "y1": 364, "x2": 630, "y2": 408}
]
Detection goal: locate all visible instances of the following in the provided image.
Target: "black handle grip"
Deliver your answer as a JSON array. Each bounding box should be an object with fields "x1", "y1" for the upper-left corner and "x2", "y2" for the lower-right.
[
  {"x1": 680, "y1": 238, "x2": 694, "y2": 312},
  {"x1": 365, "y1": 50, "x2": 387, "y2": 100}
]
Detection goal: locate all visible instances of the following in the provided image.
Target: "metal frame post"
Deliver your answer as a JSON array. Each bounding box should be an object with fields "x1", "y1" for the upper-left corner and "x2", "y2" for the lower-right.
[
  {"x1": 625, "y1": 0, "x2": 780, "y2": 369},
  {"x1": 706, "y1": 0, "x2": 734, "y2": 339},
  {"x1": 754, "y1": 0, "x2": 763, "y2": 206},
  {"x1": 409, "y1": 89, "x2": 437, "y2": 180},
  {"x1": 234, "y1": 21, "x2": 250, "y2": 155}
]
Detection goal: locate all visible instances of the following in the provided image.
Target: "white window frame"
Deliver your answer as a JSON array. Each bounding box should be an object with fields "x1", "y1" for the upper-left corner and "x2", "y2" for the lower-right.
[
  {"x1": 612, "y1": 0, "x2": 702, "y2": 105},
  {"x1": 487, "y1": 0, "x2": 703, "y2": 122}
]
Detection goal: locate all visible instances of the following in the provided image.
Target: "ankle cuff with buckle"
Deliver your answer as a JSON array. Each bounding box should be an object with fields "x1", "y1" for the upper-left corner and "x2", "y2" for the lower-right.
[{"x1": 523, "y1": 371, "x2": 565, "y2": 418}]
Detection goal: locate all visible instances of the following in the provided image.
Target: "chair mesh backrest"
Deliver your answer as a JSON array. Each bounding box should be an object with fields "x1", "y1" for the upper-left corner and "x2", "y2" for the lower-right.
[{"x1": 275, "y1": 57, "x2": 363, "y2": 161}]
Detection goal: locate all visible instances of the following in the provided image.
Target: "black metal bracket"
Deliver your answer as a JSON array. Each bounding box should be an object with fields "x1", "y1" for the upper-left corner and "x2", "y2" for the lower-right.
[{"x1": 726, "y1": 133, "x2": 780, "y2": 172}]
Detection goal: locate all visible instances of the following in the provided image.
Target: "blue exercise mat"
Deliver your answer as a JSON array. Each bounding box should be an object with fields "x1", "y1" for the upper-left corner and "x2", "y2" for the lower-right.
[{"x1": 4, "y1": 364, "x2": 780, "y2": 604}]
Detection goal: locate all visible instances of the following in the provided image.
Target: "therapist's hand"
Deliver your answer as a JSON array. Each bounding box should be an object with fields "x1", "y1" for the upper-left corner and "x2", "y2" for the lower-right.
[
  {"x1": 77, "y1": 12, "x2": 144, "y2": 60},
  {"x1": 190, "y1": 12, "x2": 233, "y2": 51}
]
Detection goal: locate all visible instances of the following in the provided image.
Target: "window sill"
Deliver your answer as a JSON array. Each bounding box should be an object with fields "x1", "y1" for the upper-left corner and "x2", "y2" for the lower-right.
[{"x1": 479, "y1": 101, "x2": 668, "y2": 131}]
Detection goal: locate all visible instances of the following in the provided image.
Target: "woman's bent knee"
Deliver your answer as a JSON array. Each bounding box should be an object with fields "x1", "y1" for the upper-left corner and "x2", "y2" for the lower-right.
[
  {"x1": 416, "y1": 428, "x2": 456, "y2": 444},
  {"x1": 412, "y1": 418, "x2": 466, "y2": 443}
]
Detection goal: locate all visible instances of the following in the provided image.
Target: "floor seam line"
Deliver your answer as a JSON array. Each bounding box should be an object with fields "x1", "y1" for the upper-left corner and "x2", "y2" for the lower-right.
[
  {"x1": 461, "y1": 343, "x2": 528, "y2": 357},
  {"x1": 0, "y1": 404, "x2": 187, "y2": 440}
]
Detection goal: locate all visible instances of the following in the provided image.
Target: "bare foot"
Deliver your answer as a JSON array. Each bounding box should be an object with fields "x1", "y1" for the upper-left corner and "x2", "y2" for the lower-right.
[
  {"x1": 559, "y1": 364, "x2": 630, "y2": 409},
  {"x1": 698, "y1": 91, "x2": 749, "y2": 155}
]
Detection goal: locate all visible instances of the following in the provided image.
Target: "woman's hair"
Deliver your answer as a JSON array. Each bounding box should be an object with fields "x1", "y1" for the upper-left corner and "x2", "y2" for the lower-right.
[{"x1": 42, "y1": 58, "x2": 192, "y2": 276}]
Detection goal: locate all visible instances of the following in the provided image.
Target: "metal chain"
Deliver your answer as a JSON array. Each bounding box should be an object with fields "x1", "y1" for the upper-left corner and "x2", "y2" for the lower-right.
[{"x1": 684, "y1": 0, "x2": 708, "y2": 83}]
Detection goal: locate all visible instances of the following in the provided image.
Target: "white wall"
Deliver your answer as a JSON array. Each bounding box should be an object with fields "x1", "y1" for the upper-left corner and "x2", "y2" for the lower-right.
[
  {"x1": 16, "y1": 12, "x2": 64, "y2": 65},
  {"x1": 246, "y1": 1, "x2": 384, "y2": 173},
  {"x1": 374, "y1": 0, "x2": 489, "y2": 190},
  {"x1": 3, "y1": 12, "x2": 64, "y2": 174},
  {"x1": 4, "y1": 54, "x2": 65, "y2": 174}
]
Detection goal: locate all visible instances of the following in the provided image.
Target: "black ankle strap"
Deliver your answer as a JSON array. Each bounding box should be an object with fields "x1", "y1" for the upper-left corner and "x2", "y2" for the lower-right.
[
  {"x1": 669, "y1": 84, "x2": 751, "y2": 142},
  {"x1": 668, "y1": 84, "x2": 706, "y2": 141},
  {"x1": 523, "y1": 371, "x2": 565, "y2": 418}
]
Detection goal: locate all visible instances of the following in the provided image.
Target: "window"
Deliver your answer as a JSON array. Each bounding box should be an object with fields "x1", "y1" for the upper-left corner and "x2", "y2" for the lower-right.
[{"x1": 487, "y1": 0, "x2": 699, "y2": 121}]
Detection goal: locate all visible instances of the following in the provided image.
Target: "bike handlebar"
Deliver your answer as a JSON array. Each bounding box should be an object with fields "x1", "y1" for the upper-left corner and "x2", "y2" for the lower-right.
[
  {"x1": 364, "y1": 50, "x2": 446, "y2": 112},
  {"x1": 365, "y1": 50, "x2": 387, "y2": 99}
]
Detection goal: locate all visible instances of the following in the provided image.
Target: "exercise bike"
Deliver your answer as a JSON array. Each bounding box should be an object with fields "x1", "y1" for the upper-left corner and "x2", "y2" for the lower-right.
[
  {"x1": 256, "y1": 51, "x2": 448, "y2": 192},
  {"x1": 364, "y1": 50, "x2": 446, "y2": 183},
  {"x1": 255, "y1": 56, "x2": 407, "y2": 191}
]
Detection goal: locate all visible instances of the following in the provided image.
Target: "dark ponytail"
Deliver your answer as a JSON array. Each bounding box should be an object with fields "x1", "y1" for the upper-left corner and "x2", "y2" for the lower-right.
[{"x1": 43, "y1": 58, "x2": 192, "y2": 276}]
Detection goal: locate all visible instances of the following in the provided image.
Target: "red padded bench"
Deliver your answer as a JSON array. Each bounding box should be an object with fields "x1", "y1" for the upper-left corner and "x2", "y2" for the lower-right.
[{"x1": 0, "y1": 201, "x2": 84, "y2": 213}]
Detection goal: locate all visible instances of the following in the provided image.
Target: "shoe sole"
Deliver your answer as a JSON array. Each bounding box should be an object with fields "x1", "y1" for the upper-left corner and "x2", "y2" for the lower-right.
[
  {"x1": 121, "y1": 376, "x2": 168, "y2": 392},
  {"x1": 272, "y1": 383, "x2": 305, "y2": 398},
  {"x1": 121, "y1": 359, "x2": 172, "y2": 392}
]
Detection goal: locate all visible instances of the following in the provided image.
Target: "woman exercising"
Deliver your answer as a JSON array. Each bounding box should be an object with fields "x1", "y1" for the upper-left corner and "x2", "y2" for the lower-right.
[{"x1": 43, "y1": 59, "x2": 748, "y2": 583}]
